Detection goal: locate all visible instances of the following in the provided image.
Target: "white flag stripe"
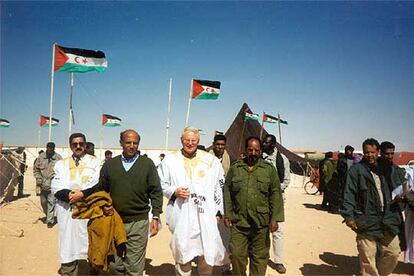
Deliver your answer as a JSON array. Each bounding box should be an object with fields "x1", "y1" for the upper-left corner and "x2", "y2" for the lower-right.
[{"x1": 66, "y1": 53, "x2": 108, "y2": 67}]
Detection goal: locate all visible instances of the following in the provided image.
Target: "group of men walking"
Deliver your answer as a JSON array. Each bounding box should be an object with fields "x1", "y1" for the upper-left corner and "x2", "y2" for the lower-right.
[
  {"x1": 33, "y1": 128, "x2": 413, "y2": 276},
  {"x1": 37, "y1": 127, "x2": 290, "y2": 276}
]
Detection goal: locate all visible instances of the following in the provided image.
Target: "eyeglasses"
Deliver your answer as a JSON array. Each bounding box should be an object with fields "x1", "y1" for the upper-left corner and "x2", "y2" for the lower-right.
[{"x1": 71, "y1": 142, "x2": 86, "y2": 147}]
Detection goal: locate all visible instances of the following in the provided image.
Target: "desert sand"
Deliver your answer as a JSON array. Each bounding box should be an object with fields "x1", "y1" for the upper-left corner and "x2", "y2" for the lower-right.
[{"x1": 1, "y1": 169, "x2": 413, "y2": 275}]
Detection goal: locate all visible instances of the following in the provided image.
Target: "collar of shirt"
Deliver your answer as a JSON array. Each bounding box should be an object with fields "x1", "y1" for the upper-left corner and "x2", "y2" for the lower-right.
[{"x1": 121, "y1": 153, "x2": 140, "y2": 171}]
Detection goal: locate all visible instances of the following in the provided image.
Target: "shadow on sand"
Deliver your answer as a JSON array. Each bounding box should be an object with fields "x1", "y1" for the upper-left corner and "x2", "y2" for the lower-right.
[
  {"x1": 145, "y1": 258, "x2": 175, "y2": 275},
  {"x1": 299, "y1": 252, "x2": 414, "y2": 275}
]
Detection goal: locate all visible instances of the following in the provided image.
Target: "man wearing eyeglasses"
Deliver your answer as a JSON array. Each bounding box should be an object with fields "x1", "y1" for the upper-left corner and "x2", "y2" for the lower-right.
[
  {"x1": 158, "y1": 127, "x2": 227, "y2": 275},
  {"x1": 51, "y1": 133, "x2": 102, "y2": 275}
]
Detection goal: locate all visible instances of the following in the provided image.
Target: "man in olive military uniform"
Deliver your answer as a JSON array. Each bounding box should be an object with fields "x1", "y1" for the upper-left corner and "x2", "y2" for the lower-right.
[{"x1": 224, "y1": 136, "x2": 284, "y2": 276}]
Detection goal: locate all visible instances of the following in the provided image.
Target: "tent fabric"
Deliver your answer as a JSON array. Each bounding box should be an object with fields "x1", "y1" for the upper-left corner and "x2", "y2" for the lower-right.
[{"x1": 223, "y1": 103, "x2": 310, "y2": 174}]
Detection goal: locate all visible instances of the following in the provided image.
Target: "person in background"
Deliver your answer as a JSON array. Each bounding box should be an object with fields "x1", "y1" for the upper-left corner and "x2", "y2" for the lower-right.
[
  {"x1": 85, "y1": 142, "x2": 95, "y2": 156},
  {"x1": 104, "y1": 150, "x2": 113, "y2": 162},
  {"x1": 33, "y1": 142, "x2": 62, "y2": 228},
  {"x1": 262, "y1": 134, "x2": 290, "y2": 274},
  {"x1": 15, "y1": 146, "x2": 28, "y2": 198}
]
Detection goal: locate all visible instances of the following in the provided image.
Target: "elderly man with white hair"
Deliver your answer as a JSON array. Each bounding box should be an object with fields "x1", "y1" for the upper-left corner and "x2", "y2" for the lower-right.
[{"x1": 158, "y1": 127, "x2": 228, "y2": 275}]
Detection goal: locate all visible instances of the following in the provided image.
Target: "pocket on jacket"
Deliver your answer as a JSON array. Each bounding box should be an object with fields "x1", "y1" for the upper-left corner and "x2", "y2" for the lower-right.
[{"x1": 355, "y1": 214, "x2": 380, "y2": 233}]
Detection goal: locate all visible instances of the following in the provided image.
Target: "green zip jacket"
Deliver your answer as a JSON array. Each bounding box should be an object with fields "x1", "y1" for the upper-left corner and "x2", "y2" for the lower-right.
[
  {"x1": 341, "y1": 161, "x2": 403, "y2": 239},
  {"x1": 224, "y1": 158, "x2": 284, "y2": 228}
]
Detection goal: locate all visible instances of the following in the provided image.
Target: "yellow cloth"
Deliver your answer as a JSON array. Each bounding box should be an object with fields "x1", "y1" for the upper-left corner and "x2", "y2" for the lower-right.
[{"x1": 72, "y1": 191, "x2": 127, "y2": 271}]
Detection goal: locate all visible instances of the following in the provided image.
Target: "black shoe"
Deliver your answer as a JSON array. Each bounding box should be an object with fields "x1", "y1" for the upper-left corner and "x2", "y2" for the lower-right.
[
  {"x1": 47, "y1": 223, "x2": 54, "y2": 228},
  {"x1": 274, "y1": 264, "x2": 286, "y2": 274}
]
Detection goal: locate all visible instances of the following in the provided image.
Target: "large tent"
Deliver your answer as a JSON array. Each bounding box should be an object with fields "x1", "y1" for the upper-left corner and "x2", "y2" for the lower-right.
[{"x1": 224, "y1": 103, "x2": 310, "y2": 174}]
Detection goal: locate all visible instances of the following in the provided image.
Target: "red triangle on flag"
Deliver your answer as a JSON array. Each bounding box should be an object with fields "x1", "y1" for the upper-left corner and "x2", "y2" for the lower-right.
[
  {"x1": 39, "y1": 115, "x2": 47, "y2": 127},
  {"x1": 192, "y1": 80, "x2": 205, "y2": 99},
  {"x1": 102, "y1": 114, "x2": 108, "y2": 125},
  {"x1": 54, "y1": 45, "x2": 69, "y2": 71}
]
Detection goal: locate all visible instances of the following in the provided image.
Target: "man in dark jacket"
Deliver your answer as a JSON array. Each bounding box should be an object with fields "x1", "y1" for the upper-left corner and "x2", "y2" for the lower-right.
[{"x1": 341, "y1": 138, "x2": 403, "y2": 276}]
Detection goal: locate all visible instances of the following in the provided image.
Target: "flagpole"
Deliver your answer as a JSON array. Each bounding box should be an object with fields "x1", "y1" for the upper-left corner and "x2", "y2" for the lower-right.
[
  {"x1": 68, "y1": 73, "x2": 74, "y2": 138},
  {"x1": 165, "y1": 78, "x2": 173, "y2": 151},
  {"x1": 48, "y1": 43, "x2": 56, "y2": 142},
  {"x1": 37, "y1": 127, "x2": 41, "y2": 150},
  {"x1": 185, "y1": 79, "x2": 193, "y2": 127},
  {"x1": 259, "y1": 112, "x2": 265, "y2": 139},
  {"x1": 238, "y1": 119, "x2": 246, "y2": 158},
  {"x1": 278, "y1": 113, "x2": 282, "y2": 145},
  {"x1": 99, "y1": 122, "x2": 103, "y2": 160}
]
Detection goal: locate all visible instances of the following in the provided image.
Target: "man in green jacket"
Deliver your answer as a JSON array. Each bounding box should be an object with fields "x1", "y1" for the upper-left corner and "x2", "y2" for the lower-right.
[
  {"x1": 224, "y1": 136, "x2": 284, "y2": 276},
  {"x1": 341, "y1": 138, "x2": 403, "y2": 276}
]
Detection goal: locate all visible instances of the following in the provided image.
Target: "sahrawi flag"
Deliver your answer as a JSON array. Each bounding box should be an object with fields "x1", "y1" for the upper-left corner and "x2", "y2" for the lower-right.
[
  {"x1": 0, "y1": 118, "x2": 10, "y2": 128},
  {"x1": 54, "y1": 44, "x2": 107, "y2": 73},
  {"x1": 40, "y1": 115, "x2": 59, "y2": 127},
  {"x1": 263, "y1": 113, "x2": 288, "y2": 125},
  {"x1": 102, "y1": 114, "x2": 121, "y2": 127},
  {"x1": 192, "y1": 79, "x2": 221, "y2": 100},
  {"x1": 244, "y1": 112, "x2": 259, "y2": 121}
]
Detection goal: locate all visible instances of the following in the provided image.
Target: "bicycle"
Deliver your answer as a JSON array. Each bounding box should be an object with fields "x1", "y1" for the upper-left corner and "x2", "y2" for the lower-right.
[{"x1": 304, "y1": 166, "x2": 320, "y2": 195}]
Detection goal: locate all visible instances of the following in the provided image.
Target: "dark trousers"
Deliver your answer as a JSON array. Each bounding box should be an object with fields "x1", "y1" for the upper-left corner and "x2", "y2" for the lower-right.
[{"x1": 17, "y1": 175, "x2": 24, "y2": 196}]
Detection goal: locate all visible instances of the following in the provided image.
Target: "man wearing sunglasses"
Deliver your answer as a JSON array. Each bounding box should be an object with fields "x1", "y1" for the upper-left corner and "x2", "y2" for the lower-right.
[{"x1": 51, "y1": 133, "x2": 102, "y2": 275}]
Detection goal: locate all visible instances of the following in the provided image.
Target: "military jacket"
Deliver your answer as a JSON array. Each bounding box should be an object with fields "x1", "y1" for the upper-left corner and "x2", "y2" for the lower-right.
[
  {"x1": 224, "y1": 158, "x2": 284, "y2": 228},
  {"x1": 33, "y1": 152, "x2": 62, "y2": 191}
]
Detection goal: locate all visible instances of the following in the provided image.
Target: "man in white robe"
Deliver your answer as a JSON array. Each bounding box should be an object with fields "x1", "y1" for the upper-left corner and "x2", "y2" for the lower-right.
[
  {"x1": 158, "y1": 127, "x2": 227, "y2": 275},
  {"x1": 51, "y1": 133, "x2": 101, "y2": 275}
]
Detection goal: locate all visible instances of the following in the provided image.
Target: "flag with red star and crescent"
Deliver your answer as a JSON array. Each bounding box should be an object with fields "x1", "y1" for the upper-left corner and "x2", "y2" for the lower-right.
[
  {"x1": 192, "y1": 79, "x2": 221, "y2": 100},
  {"x1": 54, "y1": 44, "x2": 107, "y2": 73}
]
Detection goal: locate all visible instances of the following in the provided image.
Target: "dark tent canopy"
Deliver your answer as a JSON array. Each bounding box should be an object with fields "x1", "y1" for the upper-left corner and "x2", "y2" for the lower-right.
[{"x1": 224, "y1": 103, "x2": 310, "y2": 174}]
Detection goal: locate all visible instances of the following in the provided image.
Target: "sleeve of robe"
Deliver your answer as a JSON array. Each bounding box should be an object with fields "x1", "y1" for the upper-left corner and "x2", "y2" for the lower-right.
[
  {"x1": 213, "y1": 159, "x2": 225, "y2": 216},
  {"x1": 158, "y1": 157, "x2": 175, "y2": 200}
]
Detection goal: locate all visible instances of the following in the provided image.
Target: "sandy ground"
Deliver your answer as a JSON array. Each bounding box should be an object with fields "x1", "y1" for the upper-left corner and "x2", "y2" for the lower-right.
[{"x1": 1, "y1": 169, "x2": 413, "y2": 276}]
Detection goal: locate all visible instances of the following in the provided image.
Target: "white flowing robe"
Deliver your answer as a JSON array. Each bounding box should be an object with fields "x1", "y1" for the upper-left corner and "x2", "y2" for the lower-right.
[
  {"x1": 51, "y1": 154, "x2": 101, "y2": 264},
  {"x1": 158, "y1": 150, "x2": 227, "y2": 266},
  {"x1": 405, "y1": 165, "x2": 414, "y2": 263}
]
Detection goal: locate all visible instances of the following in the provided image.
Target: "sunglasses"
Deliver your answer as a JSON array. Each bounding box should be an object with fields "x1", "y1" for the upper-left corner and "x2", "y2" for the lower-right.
[{"x1": 71, "y1": 142, "x2": 86, "y2": 147}]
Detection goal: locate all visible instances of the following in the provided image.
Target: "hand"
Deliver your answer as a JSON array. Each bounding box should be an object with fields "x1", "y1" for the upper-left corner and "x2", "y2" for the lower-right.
[
  {"x1": 103, "y1": 202, "x2": 114, "y2": 216},
  {"x1": 175, "y1": 187, "x2": 190, "y2": 199},
  {"x1": 69, "y1": 189, "x2": 84, "y2": 203},
  {"x1": 116, "y1": 243, "x2": 126, "y2": 260},
  {"x1": 224, "y1": 218, "x2": 232, "y2": 228},
  {"x1": 346, "y1": 220, "x2": 358, "y2": 230},
  {"x1": 269, "y1": 219, "x2": 279, "y2": 233},
  {"x1": 35, "y1": 186, "x2": 41, "y2": 196},
  {"x1": 150, "y1": 219, "x2": 159, "y2": 237}
]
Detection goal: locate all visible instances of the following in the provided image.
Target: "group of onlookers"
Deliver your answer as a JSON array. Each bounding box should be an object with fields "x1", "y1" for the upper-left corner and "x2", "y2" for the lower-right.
[{"x1": 318, "y1": 139, "x2": 414, "y2": 275}]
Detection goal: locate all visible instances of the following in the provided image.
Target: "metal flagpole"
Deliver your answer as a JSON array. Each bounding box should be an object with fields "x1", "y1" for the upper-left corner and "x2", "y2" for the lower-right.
[
  {"x1": 165, "y1": 78, "x2": 173, "y2": 151},
  {"x1": 48, "y1": 43, "x2": 56, "y2": 142},
  {"x1": 37, "y1": 127, "x2": 41, "y2": 150},
  {"x1": 259, "y1": 112, "x2": 265, "y2": 139},
  {"x1": 238, "y1": 119, "x2": 246, "y2": 158},
  {"x1": 99, "y1": 122, "x2": 103, "y2": 160},
  {"x1": 68, "y1": 73, "x2": 74, "y2": 138},
  {"x1": 278, "y1": 113, "x2": 282, "y2": 145},
  {"x1": 185, "y1": 79, "x2": 193, "y2": 127}
]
